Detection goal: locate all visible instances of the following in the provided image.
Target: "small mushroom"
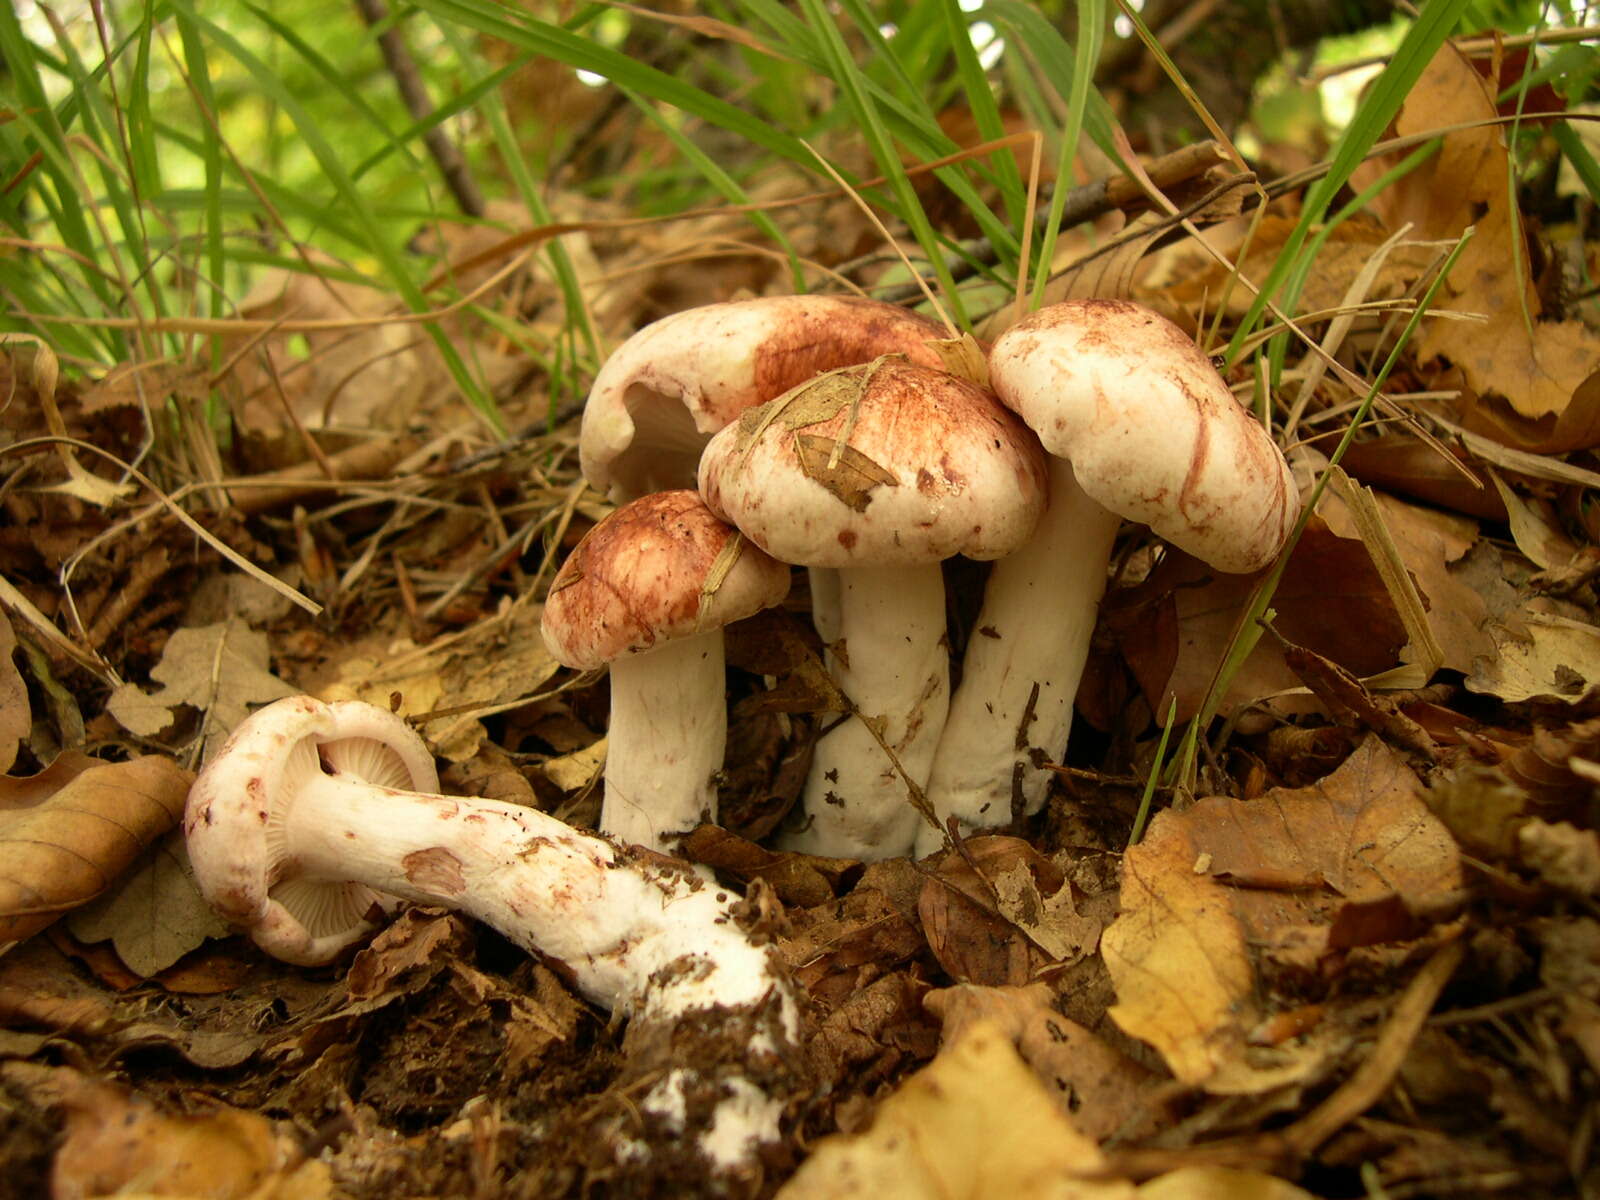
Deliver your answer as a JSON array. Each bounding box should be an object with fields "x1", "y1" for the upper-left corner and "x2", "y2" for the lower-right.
[
  {"x1": 540, "y1": 490, "x2": 791, "y2": 853},
  {"x1": 699, "y1": 358, "x2": 1047, "y2": 859},
  {"x1": 921, "y1": 300, "x2": 1298, "y2": 854},
  {"x1": 185, "y1": 694, "x2": 802, "y2": 1180}
]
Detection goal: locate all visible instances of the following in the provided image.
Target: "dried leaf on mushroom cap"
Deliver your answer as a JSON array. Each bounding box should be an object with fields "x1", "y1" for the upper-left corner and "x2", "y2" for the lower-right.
[{"x1": 699, "y1": 358, "x2": 1047, "y2": 568}]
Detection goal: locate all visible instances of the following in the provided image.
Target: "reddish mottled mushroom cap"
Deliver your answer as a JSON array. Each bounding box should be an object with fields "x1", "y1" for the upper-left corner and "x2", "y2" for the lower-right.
[
  {"x1": 541, "y1": 490, "x2": 791, "y2": 671},
  {"x1": 697, "y1": 358, "x2": 1047, "y2": 568},
  {"x1": 989, "y1": 298, "x2": 1296, "y2": 572},
  {"x1": 579, "y1": 296, "x2": 950, "y2": 501}
]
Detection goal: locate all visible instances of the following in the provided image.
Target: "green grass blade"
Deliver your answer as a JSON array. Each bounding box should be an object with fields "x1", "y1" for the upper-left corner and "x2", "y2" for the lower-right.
[
  {"x1": 1029, "y1": 0, "x2": 1104, "y2": 310},
  {"x1": 1224, "y1": 0, "x2": 1475, "y2": 364}
]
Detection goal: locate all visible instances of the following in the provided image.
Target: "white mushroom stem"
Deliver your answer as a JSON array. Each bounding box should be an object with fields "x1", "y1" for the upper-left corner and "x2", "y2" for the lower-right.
[
  {"x1": 604, "y1": 632, "x2": 724, "y2": 851},
  {"x1": 920, "y1": 458, "x2": 1120, "y2": 857},
  {"x1": 780, "y1": 564, "x2": 950, "y2": 859},
  {"x1": 276, "y1": 742, "x2": 800, "y2": 1170},
  {"x1": 808, "y1": 566, "x2": 842, "y2": 644}
]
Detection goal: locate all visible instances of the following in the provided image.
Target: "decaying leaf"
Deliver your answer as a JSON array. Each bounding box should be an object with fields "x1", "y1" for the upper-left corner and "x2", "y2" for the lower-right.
[
  {"x1": 65, "y1": 830, "x2": 231, "y2": 978},
  {"x1": 318, "y1": 603, "x2": 559, "y2": 761},
  {"x1": 1110, "y1": 521, "x2": 1409, "y2": 722},
  {"x1": 0, "y1": 754, "x2": 191, "y2": 946},
  {"x1": 920, "y1": 837, "x2": 1063, "y2": 986},
  {"x1": 793, "y1": 432, "x2": 899, "y2": 512},
  {"x1": 779, "y1": 1019, "x2": 1128, "y2": 1199},
  {"x1": 735, "y1": 360, "x2": 874, "y2": 448},
  {"x1": 1466, "y1": 612, "x2": 1600, "y2": 703},
  {"x1": 4, "y1": 1062, "x2": 332, "y2": 1200},
  {"x1": 105, "y1": 618, "x2": 297, "y2": 760},
  {"x1": 1102, "y1": 738, "x2": 1461, "y2": 1090},
  {"x1": 924, "y1": 981, "x2": 1160, "y2": 1142},
  {"x1": 1374, "y1": 45, "x2": 1600, "y2": 436},
  {"x1": 0, "y1": 609, "x2": 27, "y2": 773}
]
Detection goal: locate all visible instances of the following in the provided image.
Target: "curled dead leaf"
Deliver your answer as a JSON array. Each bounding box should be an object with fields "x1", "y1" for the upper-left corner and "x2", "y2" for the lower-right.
[
  {"x1": 1102, "y1": 738, "x2": 1460, "y2": 1090},
  {"x1": 0, "y1": 754, "x2": 191, "y2": 946}
]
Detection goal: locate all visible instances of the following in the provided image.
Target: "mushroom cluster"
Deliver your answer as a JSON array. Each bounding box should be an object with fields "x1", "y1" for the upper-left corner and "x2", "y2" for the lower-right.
[{"x1": 550, "y1": 294, "x2": 1298, "y2": 862}]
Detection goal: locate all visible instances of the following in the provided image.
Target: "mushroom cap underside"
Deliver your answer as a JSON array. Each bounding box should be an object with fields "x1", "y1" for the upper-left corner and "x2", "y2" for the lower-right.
[{"x1": 184, "y1": 695, "x2": 440, "y2": 964}]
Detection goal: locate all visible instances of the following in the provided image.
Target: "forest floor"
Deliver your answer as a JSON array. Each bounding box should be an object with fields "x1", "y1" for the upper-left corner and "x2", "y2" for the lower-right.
[{"x1": 3, "y1": 32, "x2": 1600, "y2": 1200}]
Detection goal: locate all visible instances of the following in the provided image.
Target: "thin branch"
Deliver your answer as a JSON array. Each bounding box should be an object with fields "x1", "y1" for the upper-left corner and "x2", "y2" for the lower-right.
[{"x1": 354, "y1": 0, "x2": 486, "y2": 217}]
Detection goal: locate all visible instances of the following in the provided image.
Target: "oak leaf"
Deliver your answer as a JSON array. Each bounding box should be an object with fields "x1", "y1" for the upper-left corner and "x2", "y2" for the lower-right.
[{"x1": 0, "y1": 754, "x2": 190, "y2": 946}]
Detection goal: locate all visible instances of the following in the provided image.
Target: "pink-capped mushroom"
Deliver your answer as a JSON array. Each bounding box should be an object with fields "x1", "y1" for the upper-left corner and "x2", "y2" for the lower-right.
[
  {"x1": 698, "y1": 357, "x2": 1046, "y2": 860},
  {"x1": 921, "y1": 300, "x2": 1298, "y2": 854}
]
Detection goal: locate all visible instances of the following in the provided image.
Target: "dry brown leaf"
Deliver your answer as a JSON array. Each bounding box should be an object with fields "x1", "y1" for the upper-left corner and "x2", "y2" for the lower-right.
[
  {"x1": 0, "y1": 754, "x2": 191, "y2": 946},
  {"x1": 1373, "y1": 45, "x2": 1600, "y2": 432},
  {"x1": 1466, "y1": 612, "x2": 1600, "y2": 703},
  {"x1": 919, "y1": 837, "x2": 1065, "y2": 986},
  {"x1": 924, "y1": 981, "x2": 1160, "y2": 1142},
  {"x1": 64, "y1": 830, "x2": 231, "y2": 978},
  {"x1": 5, "y1": 1063, "x2": 331, "y2": 1200},
  {"x1": 1339, "y1": 435, "x2": 1506, "y2": 521},
  {"x1": 1141, "y1": 212, "x2": 1434, "y2": 323},
  {"x1": 778, "y1": 1020, "x2": 1129, "y2": 1200},
  {"x1": 105, "y1": 618, "x2": 297, "y2": 760},
  {"x1": 1318, "y1": 488, "x2": 1494, "y2": 676},
  {"x1": 224, "y1": 261, "x2": 429, "y2": 437},
  {"x1": 1196, "y1": 737, "x2": 1460, "y2": 903},
  {"x1": 1103, "y1": 738, "x2": 1460, "y2": 1089},
  {"x1": 0, "y1": 609, "x2": 27, "y2": 773},
  {"x1": 317, "y1": 604, "x2": 559, "y2": 762},
  {"x1": 1109, "y1": 520, "x2": 1408, "y2": 722},
  {"x1": 679, "y1": 824, "x2": 852, "y2": 908}
]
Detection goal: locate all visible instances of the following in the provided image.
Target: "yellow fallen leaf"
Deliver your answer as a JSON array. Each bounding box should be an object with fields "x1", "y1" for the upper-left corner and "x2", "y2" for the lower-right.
[
  {"x1": 1103, "y1": 739, "x2": 1460, "y2": 1091},
  {"x1": 779, "y1": 1020, "x2": 1131, "y2": 1200},
  {"x1": 9, "y1": 1064, "x2": 330, "y2": 1200},
  {"x1": 0, "y1": 610, "x2": 27, "y2": 773}
]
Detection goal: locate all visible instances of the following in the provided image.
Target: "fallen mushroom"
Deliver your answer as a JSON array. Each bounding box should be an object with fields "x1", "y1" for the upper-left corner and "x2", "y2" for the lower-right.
[
  {"x1": 539, "y1": 489, "x2": 790, "y2": 853},
  {"x1": 580, "y1": 294, "x2": 951, "y2": 642},
  {"x1": 699, "y1": 358, "x2": 1047, "y2": 860},
  {"x1": 920, "y1": 300, "x2": 1298, "y2": 855},
  {"x1": 184, "y1": 694, "x2": 803, "y2": 1184}
]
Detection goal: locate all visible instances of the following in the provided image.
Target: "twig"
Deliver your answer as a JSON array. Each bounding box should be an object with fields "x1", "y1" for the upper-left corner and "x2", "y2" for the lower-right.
[{"x1": 354, "y1": 0, "x2": 485, "y2": 217}]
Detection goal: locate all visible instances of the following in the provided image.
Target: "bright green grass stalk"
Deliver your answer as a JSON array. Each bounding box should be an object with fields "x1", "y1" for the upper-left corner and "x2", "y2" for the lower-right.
[
  {"x1": 1160, "y1": 229, "x2": 1474, "y2": 797},
  {"x1": 1028, "y1": 0, "x2": 1104, "y2": 311},
  {"x1": 173, "y1": 1, "x2": 503, "y2": 435}
]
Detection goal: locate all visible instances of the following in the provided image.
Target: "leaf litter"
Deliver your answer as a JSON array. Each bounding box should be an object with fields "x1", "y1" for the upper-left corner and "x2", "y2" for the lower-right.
[{"x1": 3, "y1": 32, "x2": 1600, "y2": 1200}]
